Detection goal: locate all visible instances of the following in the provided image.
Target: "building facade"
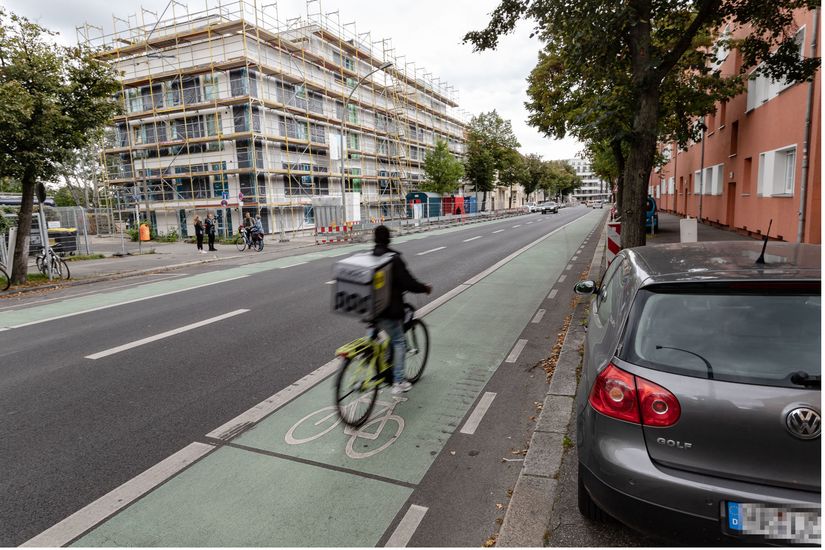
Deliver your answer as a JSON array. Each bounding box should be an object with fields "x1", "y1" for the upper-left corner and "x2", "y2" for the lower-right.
[
  {"x1": 567, "y1": 158, "x2": 610, "y2": 203},
  {"x1": 651, "y1": 10, "x2": 820, "y2": 244},
  {"x1": 87, "y1": 1, "x2": 466, "y2": 237}
]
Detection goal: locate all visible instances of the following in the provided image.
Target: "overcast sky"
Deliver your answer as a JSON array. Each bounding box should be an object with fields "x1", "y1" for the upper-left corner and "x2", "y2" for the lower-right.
[{"x1": 6, "y1": 0, "x2": 583, "y2": 160}]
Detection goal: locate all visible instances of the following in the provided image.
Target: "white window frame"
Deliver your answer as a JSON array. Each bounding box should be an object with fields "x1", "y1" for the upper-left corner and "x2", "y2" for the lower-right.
[
  {"x1": 746, "y1": 27, "x2": 806, "y2": 111},
  {"x1": 757, "y1": 145, "x2": 797, "y2": 197}
]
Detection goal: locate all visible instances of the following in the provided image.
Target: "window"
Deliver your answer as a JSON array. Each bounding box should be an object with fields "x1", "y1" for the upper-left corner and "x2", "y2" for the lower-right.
[
  {"x1": 743, "y1": 157, "x2": 753, "y2": 194},
  {"x1": 233, "y1": 105, "x2": 250, "y2": 132},
  {"x1": 205, "y1": 113, "x2": 222, "y2": 136},
  {"x1": 236, "y1": 140, "x2": 251, "y2": 168},
  {"x1": 758, "y1": 146, "x2": 797, "y2": 196},
  {"x1": 747, "y1": 28, "x2": 805, "y2": 110},
  {"x1": 729, "y1": 120, "x2": 739, "y2": 156},
  {"x1": 596, "y1": 259, "x2": 625, "y2": 326},
  {"x1": 181, "y1": 76, "x2": 201, "y2": 105},
  {"x1": 347, "y1": 104, "x2": 358, "y2": 124},
  {"x1": 212, "y1": 161, "x2": 228, "y2": 197},
  {"x1": 203, "y1": 73, "x2": 220, "y2": 100},
  {"x1": 164, "y1": 79, "x2": 181, "y2": 107},
  {"x1": 719, "y1": 101, "x2": 727, "y2": 128},
  {"x1": 694, "y1": 170, "x2": 702, "y2": 194},
  {"x1": 229, "y1": 69, "x2": 248, "y2": 97},
  {"x1": 347, "y1": 133, "x2": 360, "y2": 150},
  {"x1": 668, "y1": 177, "x2": 675, "y2": 195},
  {"x1": 126, "y1": 88, "x2": 142, "y2": 113}
]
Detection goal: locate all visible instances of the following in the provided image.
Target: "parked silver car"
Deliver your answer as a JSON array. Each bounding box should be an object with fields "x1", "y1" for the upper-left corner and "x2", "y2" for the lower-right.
[{"x1": 574, "y1": 241, "x2": 821, "y2": 545}]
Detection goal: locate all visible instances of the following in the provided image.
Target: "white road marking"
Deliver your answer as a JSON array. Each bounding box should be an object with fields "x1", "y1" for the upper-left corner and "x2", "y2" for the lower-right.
[
  {"x1": 86, "y1": 309, "x2": 249, "y2": 360},
  {"x1": 4, "y1": 275, "x2": 249, "y2": 331},
  {"x1": 280, "y1": 262, "x2": 307, "y2": 269},
  {"x1": 526, "y1": 222, "x2": 534, "y2": 225},
  {"x1": 325, "y1": 280, "x2": 336, "y2": 285},
  {"x1": 463, "y1": 236, "x2": 482, "y2": 242},
  {"x1": 512, "y1": 224, "x2": 521, "y2": 228},
  {"x1": 417, "y1": 246, "x2": 446, "y2": 256},
  {"x1": 493, "y1": 229, "x2": 504, "y2": 234},
  {"x1": 385, "y1": 505, "x2": 429, "y2": 547},
  {"x1": 548, "y1": 289, "x2": 558, "y2": 300},
  {"x1": 558, "y1": 274, "x2": 567, "y2": 283},
  {"x1": 505, "y1": 339, "x2": 528, "y2": 363},
  {"x1": 0, "y1": 274, "x2": 186, "y2": 313},
  {"x1": 207, "y1": 358, "x2": 340, "y2": 440},
  {"x1": 572, "y1": 255, "x2": 579, "y2": 261},
  {"x1": 21, "y1": 442, "x2": 215, "y2": 547},
  {"x1": 565, "y1": 264, "x2": 572, "y2": 271},
  {"x1": 460, "y1": 392, "x2": 497, "y2": 435},
  {"x1": 531, "y1": 309, "x2": 546, "y2": 324}
]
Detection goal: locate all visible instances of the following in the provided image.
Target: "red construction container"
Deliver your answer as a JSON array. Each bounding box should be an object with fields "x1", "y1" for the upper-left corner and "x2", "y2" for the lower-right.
[{"x1": 442, "y1": 195, "x2": 465, "y2": 216}]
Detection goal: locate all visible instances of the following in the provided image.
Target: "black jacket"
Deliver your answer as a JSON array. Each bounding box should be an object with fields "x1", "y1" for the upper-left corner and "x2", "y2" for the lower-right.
[
  {"x1": 194, "y1": 221, "x2": 204, "y2": 237},
  {"x1": 373, "y1": 244, "x2": 428, "y2": 320}
]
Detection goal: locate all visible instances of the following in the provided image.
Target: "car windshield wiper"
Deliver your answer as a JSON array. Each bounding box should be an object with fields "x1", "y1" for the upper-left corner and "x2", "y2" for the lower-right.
[
  {"x1": 790, "y1": 371, "x2": 821, "y2": 389},
  {"x1": 655, "y1": 345, "x2": 714, "y2": 380}
]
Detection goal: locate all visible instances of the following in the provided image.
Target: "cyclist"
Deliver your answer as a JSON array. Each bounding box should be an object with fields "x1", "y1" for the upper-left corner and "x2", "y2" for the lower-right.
[
  {"x1": 372, "y1": 225, "x2": 432, "y2": 394},
  {"x1": 251, "y1": 215, "x2": 264, "y2": 246}
]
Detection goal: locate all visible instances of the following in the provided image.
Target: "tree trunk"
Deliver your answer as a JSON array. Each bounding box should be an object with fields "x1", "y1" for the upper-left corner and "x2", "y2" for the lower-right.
[
  {"x1": 621, "y1": 87, "x2": 660, "y2": 249},
  {"x1": 481, "y1": 190, "x2": 488, "y2": 212},
  {"x1": 611, "y1": 140, "x2": 626, "y2": 215},
  {"x1": 11, "y1": 169, "x2": 35, "y2": 284}
]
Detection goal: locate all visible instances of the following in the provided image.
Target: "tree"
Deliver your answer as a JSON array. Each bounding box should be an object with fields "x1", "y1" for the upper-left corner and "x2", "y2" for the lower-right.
[
  {"x1": 421, "y1": 139, "x2": 465, "y2": 195},
  {"x1": 57, "y1": 142, "x2": 105, "y2": 208},
  {"x1": 0, "y1": 9, "x2": 120, "y2": 283},
  {"x1": 544, "y1": 160, "x2": 581, "y2": 200},
  {"x1": 52, "y1": 185, "x2": 78, "y2": 207},
  {"x1": 497, "y1": 150, "x2": 529, "y2": 209},
  {"x1": 0, "y1": 177, "x2": 21, "y2": 193},
  {"x1": 465, "y1": 0, "x2": 820, "y2": 248},
  {"x1": 464, "y1": 111, "x2": 521, "y2": 211},
  {"x1": 521, "y1": 154, "x2": 545, "y2": 200}
]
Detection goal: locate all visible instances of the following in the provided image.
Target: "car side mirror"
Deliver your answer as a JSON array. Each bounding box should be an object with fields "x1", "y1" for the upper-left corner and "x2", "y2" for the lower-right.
[{"x1": 574, "y1": 280, "x2": 597, "y2": 295}]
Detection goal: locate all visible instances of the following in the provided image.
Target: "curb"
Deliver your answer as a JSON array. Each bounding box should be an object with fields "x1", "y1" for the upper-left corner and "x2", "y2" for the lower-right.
[
  {"x1": 0, "y1": 240, "x2": 320, "y2": 298},
  {"x1": 496, "y1": 220, "x2": 608, "y2": 547}
]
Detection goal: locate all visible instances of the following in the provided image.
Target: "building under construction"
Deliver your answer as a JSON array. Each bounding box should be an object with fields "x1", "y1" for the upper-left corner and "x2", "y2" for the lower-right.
[{"x1": 82, "y1": 0, "x2": 467, "y2": 237}]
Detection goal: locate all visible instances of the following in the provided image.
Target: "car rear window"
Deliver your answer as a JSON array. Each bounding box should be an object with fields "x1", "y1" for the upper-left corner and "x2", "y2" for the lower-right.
[{"x1": 622, "y1": 283, "x2": 821, "y2": 388}]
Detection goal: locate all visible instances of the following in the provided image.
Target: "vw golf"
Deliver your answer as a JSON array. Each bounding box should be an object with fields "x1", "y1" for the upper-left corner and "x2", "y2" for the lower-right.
[{"x1": 574, "y1": 241, "x2": 821, "y2": 545}]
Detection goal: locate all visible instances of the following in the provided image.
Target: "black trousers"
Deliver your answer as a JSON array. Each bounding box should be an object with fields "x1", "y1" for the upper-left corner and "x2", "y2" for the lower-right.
[
  {"x1": 208, "y1": 233, "x2": 215, "y2": 250},
  {"x1": 196, "y1": 234, "x2": 204, "y2": 250}
]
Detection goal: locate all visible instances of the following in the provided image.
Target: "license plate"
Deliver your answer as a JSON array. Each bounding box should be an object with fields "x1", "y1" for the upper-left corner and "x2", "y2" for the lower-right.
[{"x1": 723, "y1": 501, "x2": 821, "y2": 545}]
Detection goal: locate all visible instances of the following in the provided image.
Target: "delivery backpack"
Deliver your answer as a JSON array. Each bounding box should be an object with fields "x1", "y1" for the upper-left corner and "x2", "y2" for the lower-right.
[{"x1": 331, "y1": 252, "x2": 394, "y2": 321}]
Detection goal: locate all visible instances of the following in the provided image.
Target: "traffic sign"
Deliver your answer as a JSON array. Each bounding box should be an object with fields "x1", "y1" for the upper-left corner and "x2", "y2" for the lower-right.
[
  {"x1": 221, "y1": 199, "x2": 228, "y2": 207},
  {"x1": 222, "y1": 191, "x2": 229, "y2": 200},
  {"x1": 238, "y1": 192, "x2": 244, "y2": 203}
]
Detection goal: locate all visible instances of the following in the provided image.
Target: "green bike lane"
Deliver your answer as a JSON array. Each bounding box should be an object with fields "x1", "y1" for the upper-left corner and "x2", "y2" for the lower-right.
[{"x1": 43, "y1": 211, "x2": 601, "y2": 547}]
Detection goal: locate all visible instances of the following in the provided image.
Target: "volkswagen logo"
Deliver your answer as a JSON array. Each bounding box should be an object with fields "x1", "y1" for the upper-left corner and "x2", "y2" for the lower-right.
[{"x1": 786, "y1": 407, "x2": 821, "y2": 440}]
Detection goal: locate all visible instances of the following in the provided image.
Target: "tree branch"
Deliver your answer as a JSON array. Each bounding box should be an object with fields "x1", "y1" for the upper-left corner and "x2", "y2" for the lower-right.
[{"x1": 655, "y1": 0, "x2": 721, "y2": 81}]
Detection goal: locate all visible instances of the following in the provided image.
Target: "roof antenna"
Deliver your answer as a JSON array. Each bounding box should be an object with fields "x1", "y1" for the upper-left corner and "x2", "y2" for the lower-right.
[{"x1": 755, "y1": 219, "x2": 772, "y2": 265}]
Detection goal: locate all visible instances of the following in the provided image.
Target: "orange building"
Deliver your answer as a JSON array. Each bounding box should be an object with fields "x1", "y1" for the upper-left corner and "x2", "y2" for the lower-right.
[{"x1": 652, "y1": 10, "x2": 820, "y2": 243}]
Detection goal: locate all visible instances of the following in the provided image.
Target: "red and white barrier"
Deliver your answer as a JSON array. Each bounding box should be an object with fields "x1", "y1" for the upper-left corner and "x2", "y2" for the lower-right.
[
  {"x1": 316, "y1": 224, "x2": 354, "y2": 244},
  {"x1": 607, "y1": 222, "x2": 621, "y2": 265}
]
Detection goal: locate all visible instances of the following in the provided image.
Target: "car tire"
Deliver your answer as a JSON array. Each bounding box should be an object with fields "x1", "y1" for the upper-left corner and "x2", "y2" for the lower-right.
[{"x1": 577, "y1": 464, "x2": 607, "y2": 522}]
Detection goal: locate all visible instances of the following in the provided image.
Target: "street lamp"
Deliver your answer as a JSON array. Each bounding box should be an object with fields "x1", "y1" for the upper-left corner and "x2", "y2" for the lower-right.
[{"x1": 340, "y1": 61, "x2": 392, "y2": 224}]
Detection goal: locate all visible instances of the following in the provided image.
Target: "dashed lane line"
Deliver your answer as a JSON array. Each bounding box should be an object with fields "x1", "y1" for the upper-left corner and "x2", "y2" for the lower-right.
[
  {"x1": 384, "y1": 505, "x2": 429, "y2": 547},
  {"x1": 505, "y1": 339, "x2": 528, "y2": 363},
  {"x1": 493, "y1": 229, "x2": 504, "y2": 234},
  {"x1": 86, "y1": 309, "x2": 250, "y2": 360},
  {"x1": 460, "y1": 392, "x2": 497, "y2": 435},
  {"x1": 531, "y1": 309, "x2": 546, "y2": 324},
  {"x1": 548, "y1": 289, "x2": 558, "y2": 300},
  {"x1": 417, "y1": 247, "x2": 446, "y2": 256},
  {"x1": 558, "y1": 274, "x2": 567, "y2": 283},
  {"x1": 280, "y1": 262, "x2": 307, "y2": 269},
  {"x1": 463, "y1": 236, "x2": 482, "y2": 242}
]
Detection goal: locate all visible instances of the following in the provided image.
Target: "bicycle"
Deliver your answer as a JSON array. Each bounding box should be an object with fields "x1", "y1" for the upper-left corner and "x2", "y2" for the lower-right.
[
  {"x1": 234, "y1": 227, "x2": 264, "y2": 252},
  {"x1": 0, "y1": 264, "x2": 9, "y2": 291},
  {"x1": 36, "y1": 247, "x2": 70, "y2": 280},
  {"x1": 334, "y1": 304, "x2": 429, "y2": 428}
]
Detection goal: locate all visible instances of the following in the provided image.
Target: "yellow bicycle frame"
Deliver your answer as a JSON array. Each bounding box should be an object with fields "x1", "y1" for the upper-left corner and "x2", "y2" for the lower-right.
[{"x1": 336, "y1": 333, "x2": 393, "y2": 388}]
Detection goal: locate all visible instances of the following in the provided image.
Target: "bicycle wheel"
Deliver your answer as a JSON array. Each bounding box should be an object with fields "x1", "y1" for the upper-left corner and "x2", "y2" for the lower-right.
[
  {"x1": 36, "y1": 254, "x2": 46, "y2": 275},
  {"x1": 235, "y1": 236, "x2": 246, "y2": 252},
  {"x1": 0, "y1": 266, "x2": 9, "y2": 291},
  {"x1": 255, "y1": 237, "x2": 264, "y2": 252},
  {"x1": 404, "y1": 319, "x2": 429, "y2": 383},
  {"x1": 57, "y1": 257, "x2": 70, "y2": 280},
  {"x1": 335, "y1": 352, "x2": 378, "y2": 428}
]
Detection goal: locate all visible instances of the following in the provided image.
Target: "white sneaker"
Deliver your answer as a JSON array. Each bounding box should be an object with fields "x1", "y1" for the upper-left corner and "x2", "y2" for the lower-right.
[{"x1": 391, "y1": 381, "x2": 412, "y2": 395}]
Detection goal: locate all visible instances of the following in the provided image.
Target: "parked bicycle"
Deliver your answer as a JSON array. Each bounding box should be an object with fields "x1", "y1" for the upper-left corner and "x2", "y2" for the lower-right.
[
  {"x1": 334, "y1": 304, "x2": 429, "y2": 428},
  {"x1": 0, "y1": 264, "x2": 9, "y2": 291},
  {"x1": 36, "y1": 246, "x2": 70, "y2": 280},
  {"x1": 235, "y1": 226, "x2": 264, "y2": 252}
]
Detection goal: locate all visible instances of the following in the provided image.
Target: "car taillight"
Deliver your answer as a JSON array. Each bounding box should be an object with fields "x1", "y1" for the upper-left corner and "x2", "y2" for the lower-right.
[
  {"x1": 636, "y1": 377, "x2": 681, "y2": 427},
  {"x1": 589, "y1": 363, "x2": 681, "y2": 427},
  {"x1": 588, "y1": 363, "x2": 640, "y2": 423}
]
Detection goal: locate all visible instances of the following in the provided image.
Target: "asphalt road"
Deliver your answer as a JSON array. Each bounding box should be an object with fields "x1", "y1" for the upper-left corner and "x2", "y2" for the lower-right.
[{"x1": 0, "y1": 207, "x2": 595, "y2": 546}]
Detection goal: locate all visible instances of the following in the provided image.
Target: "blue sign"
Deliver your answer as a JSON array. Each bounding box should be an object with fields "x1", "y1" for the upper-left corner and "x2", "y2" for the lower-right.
[{"x1": 222, "y1": 191, "x2": 229, "y2": 200}]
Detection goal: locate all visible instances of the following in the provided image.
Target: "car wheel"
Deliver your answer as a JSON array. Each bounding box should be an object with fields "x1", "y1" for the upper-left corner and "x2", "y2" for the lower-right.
[{"x1": 577, "y1": 464, "x2": 607, "y2": 522}]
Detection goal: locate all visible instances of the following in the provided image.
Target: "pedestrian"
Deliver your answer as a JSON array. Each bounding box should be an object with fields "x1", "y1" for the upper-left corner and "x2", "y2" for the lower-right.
[
  {"x1": 194, "y1": 215, "x2": 205, "y2": 253},
  {"x1": 205, "y1": 212, "x2": 217, "y2": 251}
]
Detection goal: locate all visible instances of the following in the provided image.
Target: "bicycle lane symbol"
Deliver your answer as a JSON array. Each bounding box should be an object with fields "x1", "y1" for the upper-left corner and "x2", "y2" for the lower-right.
[{"x1": 284, "y1": 396, "x2": 407, "y2": 459}]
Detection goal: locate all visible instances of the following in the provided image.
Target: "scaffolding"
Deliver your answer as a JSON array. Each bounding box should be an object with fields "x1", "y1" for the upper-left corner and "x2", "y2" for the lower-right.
[{"x1": 80, "y1": 0, "x2": 468, "y2": 237}]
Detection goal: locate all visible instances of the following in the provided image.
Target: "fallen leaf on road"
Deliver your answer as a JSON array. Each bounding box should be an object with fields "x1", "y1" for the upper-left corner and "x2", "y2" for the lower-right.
[{"x1": 496, "y1": 503, "x2": 504, "y2": 510}]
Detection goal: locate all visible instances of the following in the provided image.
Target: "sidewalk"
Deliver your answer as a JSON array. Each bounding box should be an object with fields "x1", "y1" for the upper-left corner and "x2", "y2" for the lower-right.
[{"x1": 495, "y1": 213, "x2": 755, "y2": 547}]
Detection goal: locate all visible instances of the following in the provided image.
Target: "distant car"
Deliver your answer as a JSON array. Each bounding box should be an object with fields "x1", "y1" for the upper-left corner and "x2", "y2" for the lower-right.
[
  {"x1": 539, "y1": 201, "x2": 559, "y2": 214},
  {"x1": 591, "y1": 200, "x2": 604, "y2": 209},
  {"x1": 526, "y1": 202, "x2": 539, "y2": 213},
  {"x1": 573, "y1": 241, "x2": 821, "y2": 545}
]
